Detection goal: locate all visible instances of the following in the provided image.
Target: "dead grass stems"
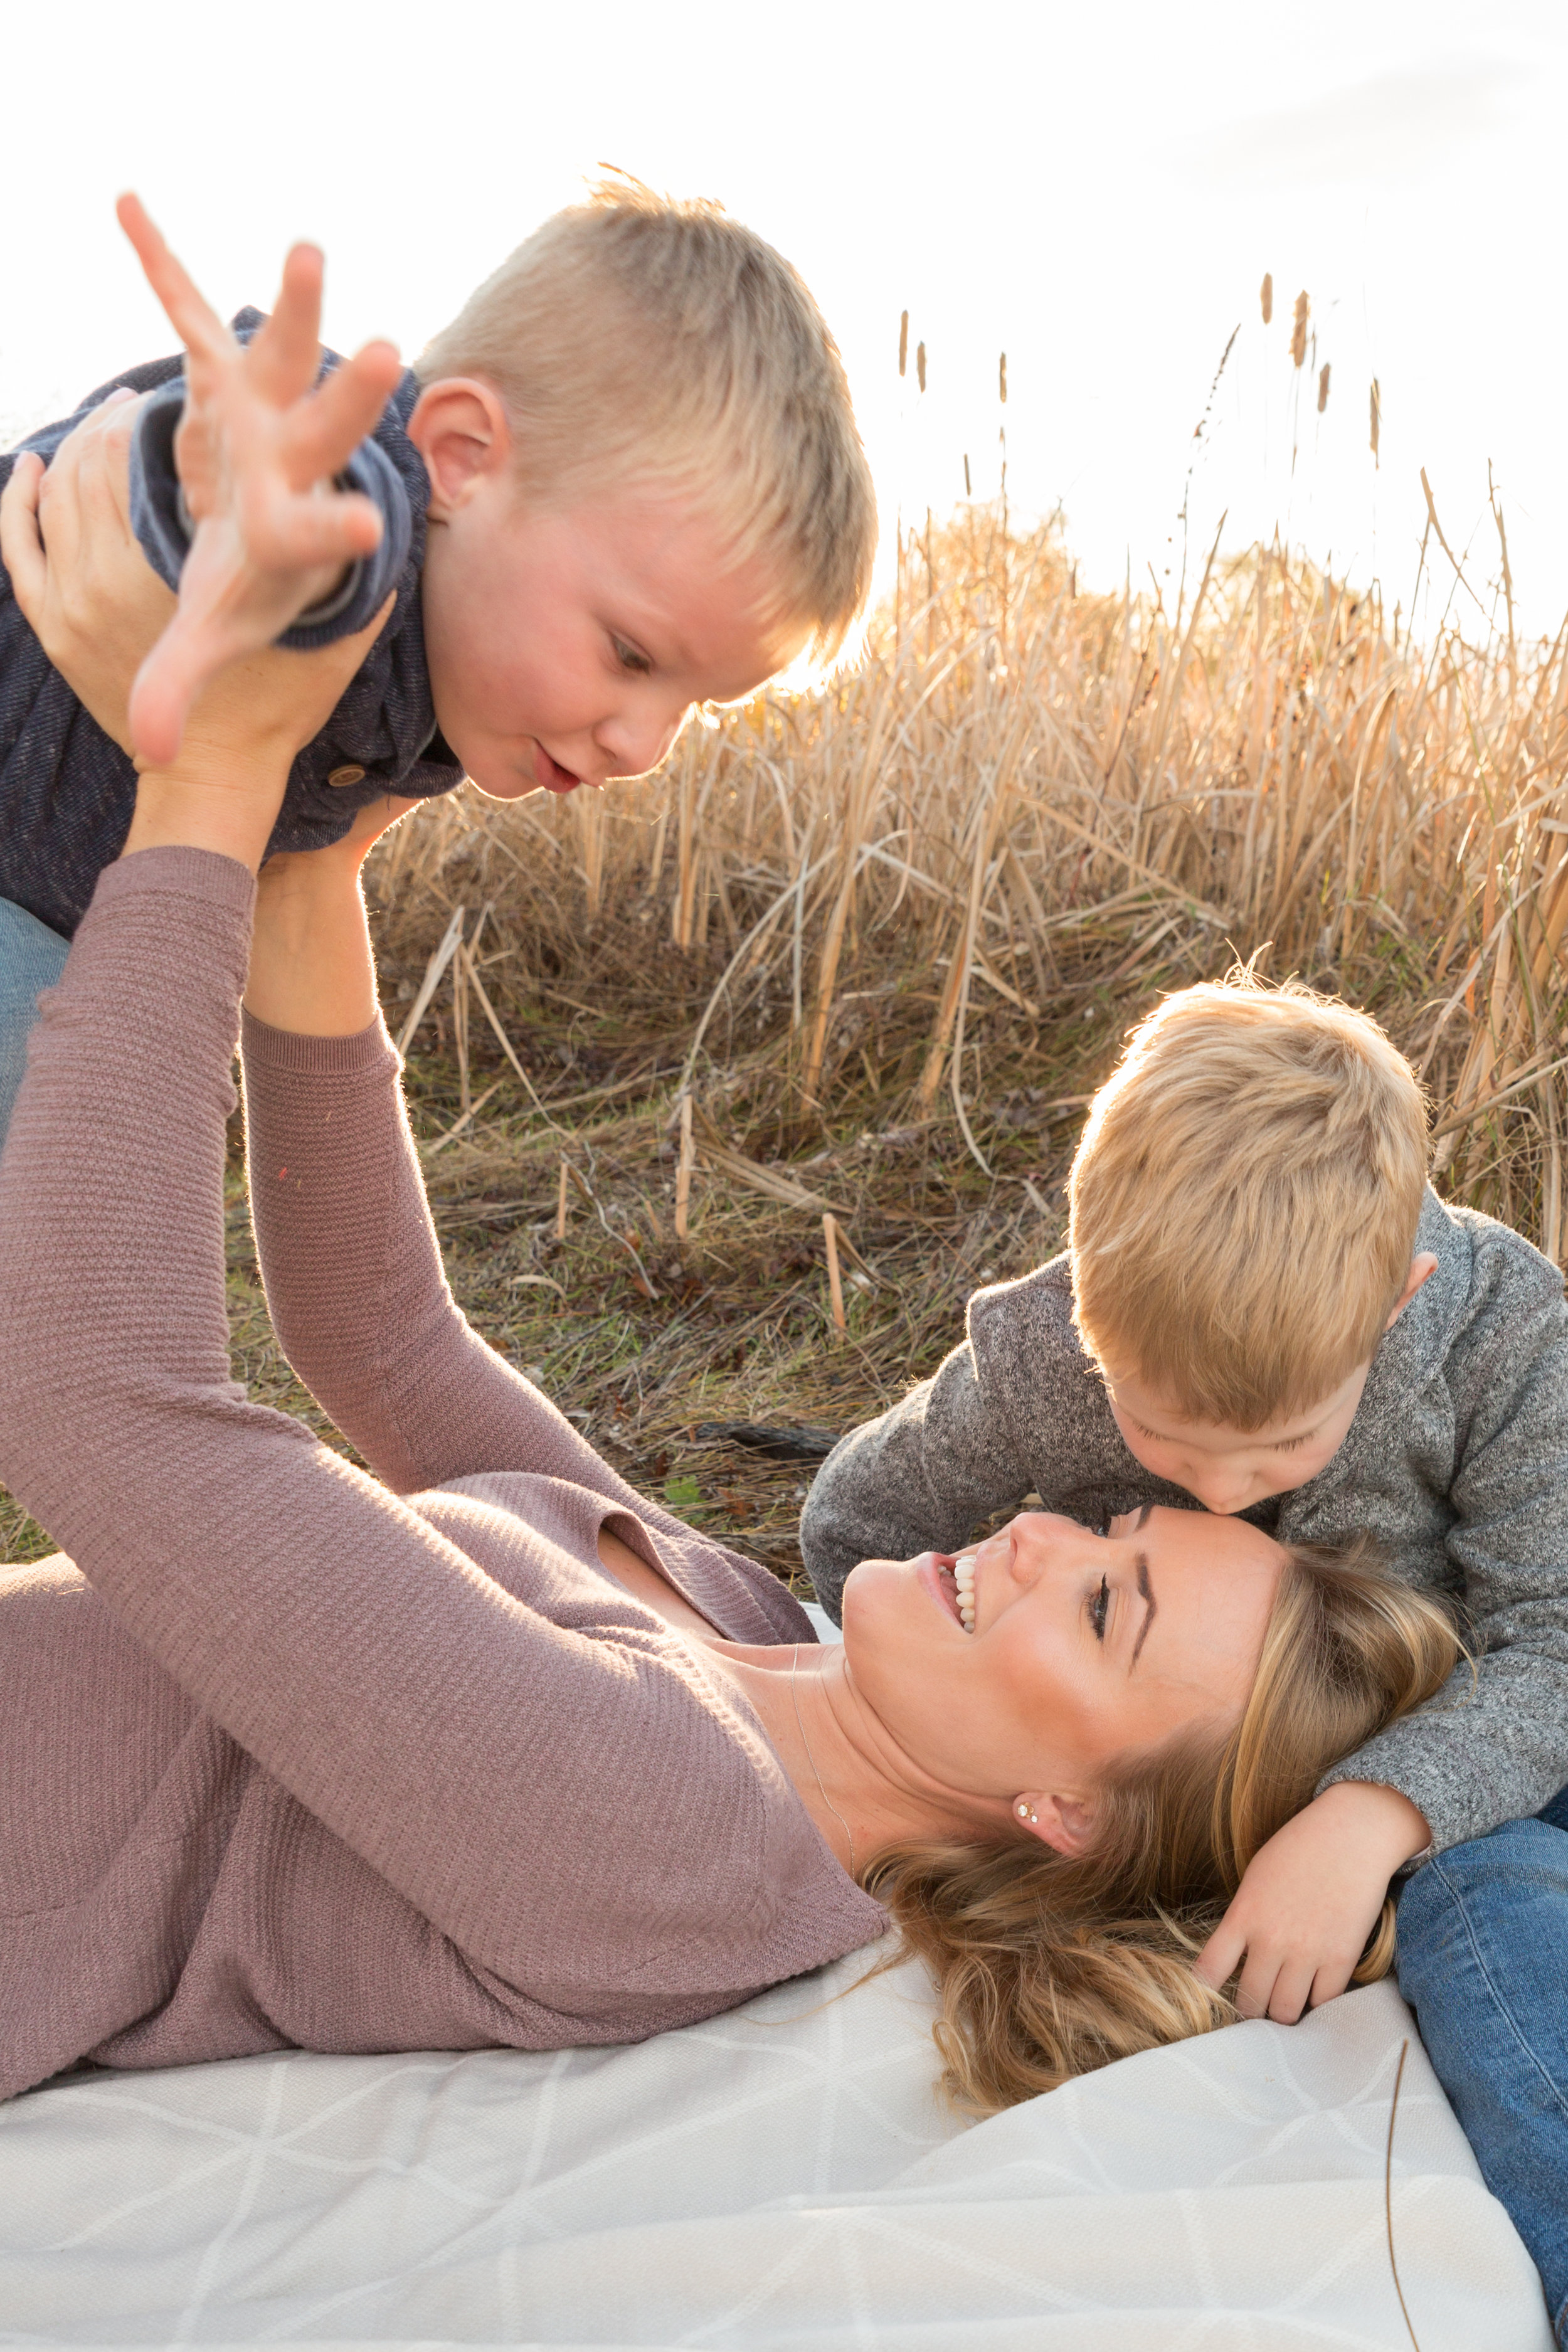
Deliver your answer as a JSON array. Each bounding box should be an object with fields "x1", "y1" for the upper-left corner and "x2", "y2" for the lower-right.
[{"x1": 6, "y1": 506, "x2": 1562, "y2": 1573}]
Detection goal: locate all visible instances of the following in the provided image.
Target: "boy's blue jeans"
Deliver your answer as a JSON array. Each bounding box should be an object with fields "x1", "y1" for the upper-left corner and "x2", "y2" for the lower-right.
[
  {"x1": 0, "y1": 897, "x2": 69, "y2": 1154},
  {"x1": 1398, "y1": 1779, "x2": 1568, "y2": 2343}
]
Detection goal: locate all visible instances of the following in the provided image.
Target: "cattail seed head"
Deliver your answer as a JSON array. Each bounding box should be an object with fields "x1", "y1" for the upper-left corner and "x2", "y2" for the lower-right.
[
  {"x1": 999, "y1": 352, "x2": 1008, "y2": 405},
  {"x1": 1291, "y1": 291, "x2": 1310, "y2": 369},
  {"x1": 1317, "y1": 363, "x2": 1331, "y2": 414},
  {"x1": 1260, "y1": 272, "x2": 1273, "y2": 326},
  {"x1": 899, "y1": 310, "x2": 909, "y2": 378},
  {"x1": 1369, "y1": 378, "x2": 1381, "y2": 466},
  {"x1": 917, "y1": 340, "x2": 927, "y2": 394}
]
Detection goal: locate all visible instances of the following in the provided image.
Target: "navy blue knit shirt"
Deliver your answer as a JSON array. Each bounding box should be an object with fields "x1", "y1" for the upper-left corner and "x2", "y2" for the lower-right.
[{"x1": 0, "y1": 312, "x2": 463, "y2": 938}]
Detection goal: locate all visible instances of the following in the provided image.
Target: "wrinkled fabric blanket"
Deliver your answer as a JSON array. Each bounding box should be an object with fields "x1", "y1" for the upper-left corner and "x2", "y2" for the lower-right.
[{"x1": 0, "y1": 1949, "x2": 1546, "y2": 2349}]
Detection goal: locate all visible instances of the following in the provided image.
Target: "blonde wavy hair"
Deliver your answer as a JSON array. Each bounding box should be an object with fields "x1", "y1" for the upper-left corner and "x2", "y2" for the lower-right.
[{"x1": 868, "y1": 1540, "x2": 1462, "y2": 2115}]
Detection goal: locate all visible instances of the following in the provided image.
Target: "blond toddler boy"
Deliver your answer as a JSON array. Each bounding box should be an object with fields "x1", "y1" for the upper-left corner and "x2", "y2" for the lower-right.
[
  {"x1": 0, "y1": 184, "x2": 873, "y2": 1142},
  {"x1": 802, "y1": 975, "x2": 1568, "y2": 2304}
]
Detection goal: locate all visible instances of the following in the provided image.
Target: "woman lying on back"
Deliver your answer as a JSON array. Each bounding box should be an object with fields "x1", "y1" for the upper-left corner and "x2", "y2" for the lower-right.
[{"x1": 0, "y1": 408, "x2": 1459, "y2": 2112}]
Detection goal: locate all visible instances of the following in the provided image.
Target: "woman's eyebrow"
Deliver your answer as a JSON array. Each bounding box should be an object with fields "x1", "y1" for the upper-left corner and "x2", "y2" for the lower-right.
[{"x1": 1130, "y1": 1557, "x2": 1157, "y2": 1670}]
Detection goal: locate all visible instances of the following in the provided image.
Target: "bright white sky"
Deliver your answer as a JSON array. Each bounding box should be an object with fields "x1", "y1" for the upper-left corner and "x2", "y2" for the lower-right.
[{"x1": 3, "y1": 0, "x2": 1564, "y2": 639}]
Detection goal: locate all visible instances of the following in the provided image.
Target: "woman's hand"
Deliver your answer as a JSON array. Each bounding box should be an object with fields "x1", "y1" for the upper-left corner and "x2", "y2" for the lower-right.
[
  {"x1": 1, "y1": 396, "x2": 393, "y2": 872},
  {"x1": 1, "y1": 391, "x2": 169, "y2": 756}
]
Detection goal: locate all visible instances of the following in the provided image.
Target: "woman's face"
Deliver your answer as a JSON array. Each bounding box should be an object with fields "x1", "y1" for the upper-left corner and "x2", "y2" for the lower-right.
[{"x1": 840, "y1": 1507, "x2": 1283, "y2": 1825}]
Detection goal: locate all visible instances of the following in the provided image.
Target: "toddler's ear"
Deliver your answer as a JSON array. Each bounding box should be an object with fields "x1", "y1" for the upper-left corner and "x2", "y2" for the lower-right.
[{"x1": 406, "y1": 379, "x2": 512, "y2": 517}]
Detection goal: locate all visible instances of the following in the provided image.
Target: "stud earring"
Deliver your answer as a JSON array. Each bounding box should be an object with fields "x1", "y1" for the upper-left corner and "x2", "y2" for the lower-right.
[{"x1": 1015, "y1": 1800, "x2": 1039, "y2": 1826}]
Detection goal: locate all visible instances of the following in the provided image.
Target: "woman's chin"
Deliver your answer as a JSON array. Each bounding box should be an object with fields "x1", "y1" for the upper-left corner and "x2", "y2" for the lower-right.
[{"x1": 842, "y1": 1555, "x2": 965, "y2": 1659}]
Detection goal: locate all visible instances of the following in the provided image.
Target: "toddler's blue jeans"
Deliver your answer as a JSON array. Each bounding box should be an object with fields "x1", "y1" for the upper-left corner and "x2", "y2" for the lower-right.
[
  {"x1": 0, "y1": 897, "x2": 70, "y2": 1155},
  {"x1": 1398, "y1": 1779, "x2": 1568, "y2": 2344}
]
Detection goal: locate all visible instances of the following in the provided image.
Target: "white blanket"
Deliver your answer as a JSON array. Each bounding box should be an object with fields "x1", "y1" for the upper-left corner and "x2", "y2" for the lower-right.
[{"x1": 0, "y1": 1949, "x2": 1546, "y2": 2349}]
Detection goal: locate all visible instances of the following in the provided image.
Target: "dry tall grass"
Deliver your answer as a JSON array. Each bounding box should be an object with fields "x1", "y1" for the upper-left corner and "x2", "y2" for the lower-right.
[
  {"x1": 369, "y1": 504, "x2": 1568, "y2": 1258},
  {"x1": 6, "y1": 506, "x2": 1562, "y2": 1572}
]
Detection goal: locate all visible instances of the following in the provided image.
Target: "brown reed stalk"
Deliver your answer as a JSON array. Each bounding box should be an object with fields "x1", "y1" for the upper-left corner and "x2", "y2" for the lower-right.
[{"x1": 823, "y1": 1212, "x2": 847, "y2": 1335}]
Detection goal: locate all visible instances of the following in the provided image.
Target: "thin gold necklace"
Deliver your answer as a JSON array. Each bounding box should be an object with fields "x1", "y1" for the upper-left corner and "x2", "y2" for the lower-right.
[{"x1": 791, "y1": 1644, "x2": 859, "y2": 1881}]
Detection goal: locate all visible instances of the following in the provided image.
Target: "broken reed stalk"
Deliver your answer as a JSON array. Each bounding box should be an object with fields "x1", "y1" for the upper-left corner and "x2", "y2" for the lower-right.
[
  {"x1": 367, "y1": 504, "x2": 1568, "y2": 1266},
  {"x1": 675, "y1": 1094, "x2": 694, "y2": 1241},
  {"x1": 823, "y1": 1213, "x2": 847, "y2": 1335}
]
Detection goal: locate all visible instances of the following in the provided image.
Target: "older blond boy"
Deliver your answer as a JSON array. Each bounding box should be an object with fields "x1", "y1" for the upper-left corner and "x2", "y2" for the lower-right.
[
  {"x1": 0, "y1": 183, "x2": 874, "y2": 1142},
  {"x1": 802, "y1": 972, "x2": 1568, "y2": 2309}
]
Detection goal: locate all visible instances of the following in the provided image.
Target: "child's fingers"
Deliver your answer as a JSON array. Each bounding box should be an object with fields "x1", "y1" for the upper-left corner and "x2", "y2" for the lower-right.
[
  {"x1": 237, "y1": 484, "x2": 385, "y2": 575},
  {"x1": 127, "y1": 595, "x2": 251, "y2": 766},
  {"x1": 246, "y1": 242, "x2": 328, "y2": 410},
  {"x1": 0, "y1": 454, "x2": 48, "y2": 621},
  {"x1": 127, "y1": 634, "x2": 201, "y2": 767},
  {"x1": 1263, "y1": 1959, "x2": 1316, "y2": 2025},
  {"x1": 1192, "y1": 1912, "x2": 1247, "y2": 1994},
  {"x1": 280, "y1": 342, "x2": 404, "y2": 487},
  {"x1": 1228, "y1": 1949, "x2": 1277, "y2": 2020},
  {"x1": 1307, "y1": 1952, "x2": 1359, "y2": 2010},
  {"x1": 115, "y1": 193, "x2": 235, "y2": 371}
]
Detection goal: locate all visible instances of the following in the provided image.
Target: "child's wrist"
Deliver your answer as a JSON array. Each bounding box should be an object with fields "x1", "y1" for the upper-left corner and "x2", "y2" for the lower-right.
[{"x1": 1313, "y1": 1779, "x2": 1431, "y2": 1867}]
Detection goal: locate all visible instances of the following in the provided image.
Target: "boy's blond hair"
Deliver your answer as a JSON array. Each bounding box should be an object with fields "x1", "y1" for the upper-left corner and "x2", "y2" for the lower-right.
[
  {"x1": 1067, "y1": 972, "x2": 1429, "y2": 1427},
  {"x1": 416, "y1": 178, "x2": 876, "y2": 666}
]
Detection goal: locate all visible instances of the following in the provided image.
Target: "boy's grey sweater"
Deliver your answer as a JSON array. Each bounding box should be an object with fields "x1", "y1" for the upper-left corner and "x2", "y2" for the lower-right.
[
  {"x1": 0, "y1": 314, "x2": 462, "y2": 941},
  {"x1": 800, "y1": 1184, "x2": 1568, "y2": 1856}
]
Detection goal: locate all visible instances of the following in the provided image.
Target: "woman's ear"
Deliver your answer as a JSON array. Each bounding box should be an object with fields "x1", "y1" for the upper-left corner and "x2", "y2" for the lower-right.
[
  {"x1": 406, "y1": 378, "x2": 513, "y2": 519},
  {"x1": 1015, "y1": 1791, "x2": 1096, "y2": 1856}
]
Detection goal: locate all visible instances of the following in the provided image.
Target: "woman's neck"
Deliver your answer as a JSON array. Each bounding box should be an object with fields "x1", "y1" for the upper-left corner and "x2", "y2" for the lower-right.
[
  {"x1": 709, "y1": 1640, "x2": 1005, "y2": 1878},
  {"x1": 594, "y1": 1522, "x2": 1014, "y2": 1875}
]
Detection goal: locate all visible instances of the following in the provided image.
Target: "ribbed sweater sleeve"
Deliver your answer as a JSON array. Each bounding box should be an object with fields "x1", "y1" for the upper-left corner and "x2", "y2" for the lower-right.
[
  {"x1": 239, "y1": 1007, "x2": 812, "y2": 1644},
  {"x1": 0, "y1": 849, "x2": 871, "y2": 2000}
]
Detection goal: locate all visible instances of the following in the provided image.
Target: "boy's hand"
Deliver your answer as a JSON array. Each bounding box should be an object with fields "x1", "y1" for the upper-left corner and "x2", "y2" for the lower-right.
[
  {"x1": 1194, "y1": 1781, "x2": 1431, "y2": 2023},
  {"x1": 114, "y1": 193, "x2": 403, "y2": 767}
]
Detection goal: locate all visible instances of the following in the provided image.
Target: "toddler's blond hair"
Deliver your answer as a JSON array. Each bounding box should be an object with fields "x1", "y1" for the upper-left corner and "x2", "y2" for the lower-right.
[
  {"x1": 1067, "y1": 972, "x2": 1429, "y2": 1426},
  {"x1": 416, "y1": 178, "x2": 875, "y2": 666}
]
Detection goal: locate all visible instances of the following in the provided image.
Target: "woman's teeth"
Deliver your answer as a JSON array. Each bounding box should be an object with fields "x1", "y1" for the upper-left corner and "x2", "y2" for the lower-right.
[{"x1": 953, "y1": 1553, "x2": 977, "y2": 1633}]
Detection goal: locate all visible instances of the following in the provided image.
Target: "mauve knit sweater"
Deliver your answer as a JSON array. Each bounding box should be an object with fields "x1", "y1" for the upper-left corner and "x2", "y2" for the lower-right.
[{"x1": 0, "y1": 847, "x2": 885, "y2": 2100}]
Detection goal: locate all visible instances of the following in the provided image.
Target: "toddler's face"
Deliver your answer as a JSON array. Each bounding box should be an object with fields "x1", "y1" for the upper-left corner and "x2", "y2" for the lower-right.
[
  {"x1": 1098, "y1": 1249, "x2": 1438, "y2": 1515},
  {"x1": 418, "y1": 485, "x2": 801, "y2": 801},
  {"x1": 1101, "y1": 1364, "x2": 1369, "y2": 1517}
]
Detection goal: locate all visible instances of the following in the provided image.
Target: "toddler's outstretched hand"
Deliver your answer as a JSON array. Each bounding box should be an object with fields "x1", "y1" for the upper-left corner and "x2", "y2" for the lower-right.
[
  {"x1": 1193, "y1": 1780, "x2": 1431, "y2": 2024},
  {"x1": 115, "y1": 193, "x2": 403, "y2": 766}
]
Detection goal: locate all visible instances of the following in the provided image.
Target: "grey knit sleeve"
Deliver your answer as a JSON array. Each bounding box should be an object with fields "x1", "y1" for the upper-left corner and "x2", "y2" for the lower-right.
[
  {"x1": 799, "y1": 1333, "x2": 1037, "y2": 1623},
  {"x1": 1320, "y1": 1243, "x2": 1568, "y2": 1851}
]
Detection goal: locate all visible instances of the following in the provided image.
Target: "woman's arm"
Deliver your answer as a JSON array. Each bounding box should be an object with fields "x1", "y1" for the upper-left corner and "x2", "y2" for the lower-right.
[
  {"x1": 239, "y1": 840, "x2": 804, "y2": 1633},
  {"x1": 0, "y1": 440, "x2": 855, "y2": 1989},
  {"x1": 0, "y1": 847, "x2": 845, "y2": 1993}
]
